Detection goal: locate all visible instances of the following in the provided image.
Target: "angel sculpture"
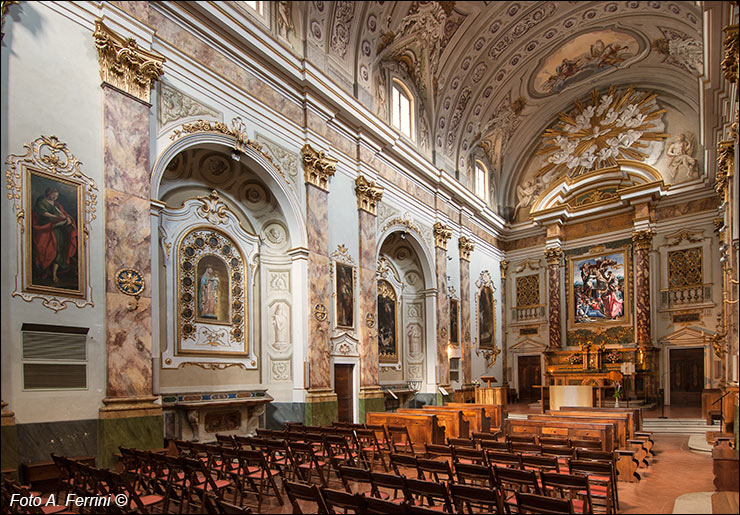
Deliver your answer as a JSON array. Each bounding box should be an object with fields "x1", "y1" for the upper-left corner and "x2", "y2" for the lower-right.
[{"x1": 666, "y1": 133, "x2": 698, "y2": 182}]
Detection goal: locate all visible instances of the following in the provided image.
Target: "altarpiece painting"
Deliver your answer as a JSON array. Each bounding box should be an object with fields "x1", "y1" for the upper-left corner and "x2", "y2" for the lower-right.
[
  {"x1": 569, "y1": 249, "x2": 630, "y2": 328},
  {"x1": 378, "y1": 280, "x2": 398, "y2": 363}
]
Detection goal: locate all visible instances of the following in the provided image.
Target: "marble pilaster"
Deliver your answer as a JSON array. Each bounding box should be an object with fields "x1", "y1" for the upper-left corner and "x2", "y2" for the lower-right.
[
  {"x1": 434, "y1": 223, "x2": 453, "y2": 388},
  {"x1": 458, "y1": 237, "x2": 474, "y2": 385},
  {"x1": 500, "y1": 260, "x2": 509, "y2": 386},
  {"x1": 545, "y1": 248, "x2": 563, "y2": 349},
  {"x1": 632, "y1": 230, "x2": 654, "y2": 347},
  {"x1": 358, "y1": 209, "x2": 379, "y2": 388}
]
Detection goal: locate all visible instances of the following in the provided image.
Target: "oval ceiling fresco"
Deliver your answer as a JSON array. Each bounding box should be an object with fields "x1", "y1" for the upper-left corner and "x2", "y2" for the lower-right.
[{"x1": 531, "y1": 29, "x2": 641, "y2": 96}]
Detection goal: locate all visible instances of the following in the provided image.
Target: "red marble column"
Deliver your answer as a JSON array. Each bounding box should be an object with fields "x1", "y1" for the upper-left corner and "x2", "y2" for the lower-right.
[
  {"x1": 459, "y1": 237, "x2": 474, "y2": 385},
  {"x1": 545, "y1": 248, "x2": 563, "y2": 349},
  {"x1": 434, "y1": 223, "x2": 453, "y2": 388},
  {"x1": 632, "y1": 230, "x2": 654, "y2": 346}
]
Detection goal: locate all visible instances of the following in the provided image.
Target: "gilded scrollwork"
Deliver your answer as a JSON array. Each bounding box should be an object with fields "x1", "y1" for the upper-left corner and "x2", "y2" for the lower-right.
[
  {"x1": 355, "y1": 175, "x2": 384, "y2": 215},
  {"x1": 302, "y1": 144, "x2": 337, "y2": 191},
  {"x1": 722, "y1": 25, "x2": 738, "y2": 84},
  {"x1": 433, "y1": 222, "x2": 453, "y2": 250}
]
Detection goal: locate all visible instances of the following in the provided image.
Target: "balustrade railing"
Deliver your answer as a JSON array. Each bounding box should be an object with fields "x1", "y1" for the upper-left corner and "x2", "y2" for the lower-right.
[
  {"x1": 660, "y1": 284, "x2": 711, "y2": 308},
  {"x1": 514, "y1": 304, "x2": 545, "y2": 322}
]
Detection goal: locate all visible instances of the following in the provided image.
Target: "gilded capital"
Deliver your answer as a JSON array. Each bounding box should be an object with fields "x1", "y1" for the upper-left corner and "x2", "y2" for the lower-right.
[
  {"x1": 716, "y1": 140, "x2": 735, "y2": 197},
  {"x1": 433, "y1": 222, "x2": 453, "y2": 250},
  {"x1": 93, "y1": 20, "x2": 165, "y2": 103},
  {"x1": 722, "y1": 25, "x2": 738, "y2": 84},
  {"x1": 355, "y1": 175, "x2": 383, "y2": 215},
  {"x1": 544, "y1": 247, "x2": 563, "y2": 265},
  {"x1": 302, "y1": 143, "x2": 337, "y2": 192},
  {"x1": 500, "y1": 260, "x2": 509, "y2": 279},
  {"x1": 632, "y1": 229, "x2": 654, "y2": 251},
  {"x1": 458, "y1": 236, "x2": 474, "y2": 261}
]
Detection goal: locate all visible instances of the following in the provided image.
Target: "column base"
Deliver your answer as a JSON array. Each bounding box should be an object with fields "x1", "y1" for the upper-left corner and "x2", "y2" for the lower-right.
[
  {"x1": 359, "y1": 386, "x2": 385, "y2": 423},
  {"x1": 1, "y1": 401, "x2": 18, "y2": 479},
  {"x1": 305, "y1": 389, "x2": 337, "y2": 426},
  {"x1": 98, "y1": 397, "x2": 163, "y2": 468}
]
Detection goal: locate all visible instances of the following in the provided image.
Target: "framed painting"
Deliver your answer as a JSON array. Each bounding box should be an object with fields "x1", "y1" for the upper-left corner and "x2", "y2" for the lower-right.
[
  {"x1": 6, "y1": 136, "x2": 97, "y2": 312},
  {"x1": 377, "y1": 280, "x2": 398, "y2": 363},
  {"x1": 478, "y1": 285, "x2": 496, "y2": 350},
  {"x1": 335, "y1": 262, "x2": 355, "y2": 329},
  {"x1": 569, "y1": 248, "x2": 630, "y2": 328},
  {"x1": 449, "y1": 298, "x2": 459, "y2": 345}
]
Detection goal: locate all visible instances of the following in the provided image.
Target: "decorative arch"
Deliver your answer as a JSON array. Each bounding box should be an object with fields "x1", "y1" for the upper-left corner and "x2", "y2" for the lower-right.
[{"x1": 376, "y1": 221, "x2": 436, "y2": 292}]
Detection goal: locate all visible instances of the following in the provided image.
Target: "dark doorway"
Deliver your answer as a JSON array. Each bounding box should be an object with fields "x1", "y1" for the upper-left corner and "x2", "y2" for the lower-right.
[
  {"x1": 518, "y1": 355, "x2": 541, "y2": 402},
  {"x1": 334, "y1": 364, "x2": 354, "y2": 423},
  {"x1": 670, "y1": 348, "x2": 703, "y2": 405}
]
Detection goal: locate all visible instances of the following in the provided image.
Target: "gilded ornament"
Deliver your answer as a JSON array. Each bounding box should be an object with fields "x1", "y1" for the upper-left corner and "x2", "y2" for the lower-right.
[
  {"x1": 716, "y1": 140, "x2": 734, "y2": 197},
  {"x1": 722, "y1": 25, "x2": 738, "y2": 84},
  {"x1": 458, "y1": 236, "x2": 474, "y2": 261},
  {"x1": 433, "y1": 222, "x2": 453, "y2": 250},
  {"x1": 536, "y1": 86, "x2": 667, "y2": 179},
  {"x1": 116, "y1": 268, "x2": 144, "y2": 311},
  {"x1": 302, "y1": 144, "x2": 337, "y2": 192},
  {"x1": 93, "y1": 20, "x2": 165, "y2": 104},
  {"x1": 544, "y1": 247, "x2": 563, "y2": 265},
  {"x1": 365, "y1": 313, "x2": 376, "y2": 328},
  {"x1": 632, "y1": 229, "x2": 654, "y2": 251},
  {"x1": 355, "y1": 176, "x2": 384, "y2": 215},
  {"x1": 314, "y1": 303, "x2": 328, "y2": 322}
]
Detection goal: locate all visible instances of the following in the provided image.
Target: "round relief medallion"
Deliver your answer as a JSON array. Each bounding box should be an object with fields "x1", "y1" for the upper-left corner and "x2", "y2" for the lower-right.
[
  {"x1": 116, "y1": 268, "x2": 145, "y2": 296},
  {"x1": 263, "y1": 222, "x2": 287, "y2": 247}
]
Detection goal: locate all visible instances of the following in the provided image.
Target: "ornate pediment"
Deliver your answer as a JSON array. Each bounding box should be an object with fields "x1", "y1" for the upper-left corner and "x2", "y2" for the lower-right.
[
  {"x1": 330, "y1": 332, "x2": 360, "y2": 357},
  {"x1": 510, "y1": 337, "x2": 547, "y2": 352}
]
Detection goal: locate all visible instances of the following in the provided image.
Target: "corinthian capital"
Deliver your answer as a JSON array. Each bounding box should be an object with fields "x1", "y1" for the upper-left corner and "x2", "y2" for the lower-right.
[
  {"x1": 458, "y1": 236, "x2": 474, "y2": 261},
  {"x1": 632, "y1": 229, "x2": 654, "y2": 251},
  {"x1": 93, "y1": 20, "x2": 165, "y2": 103},
  {"x1": 302, "y1": 144, "x2": 337, "y2": 192},
  {"x1": 544, "y1": 247, "x2": 563, "y2": 265},
  {"x1": 355, "y1": 176, "x2": 383, "y2": 215},
  {"x1": 433, "y1": 222, "x2": 453, "y2": 250}
]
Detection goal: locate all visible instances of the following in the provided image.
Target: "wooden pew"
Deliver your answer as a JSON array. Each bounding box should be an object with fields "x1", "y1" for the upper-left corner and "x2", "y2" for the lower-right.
[
  {"x1": 397, "y1": 408, "x2": 470, "y2": 438},
  {"x1": 446, "y1": 403, "x2": 505, "y2": 430},
  {"x1": 506, "y1": 418, "x2": 615, "y2": 451},
  {"x1": 558, "y1": 406, "x2": 653, "y2": 455},
  {"x1": 541, "y1": 412, "x2": 629, "y2": 447},
  {"x1": 421, "y1": 405, "x2": 490, "y2": 433},
  {"x1": 366, "y1": 412, "x2": 446, "y2": 447}
]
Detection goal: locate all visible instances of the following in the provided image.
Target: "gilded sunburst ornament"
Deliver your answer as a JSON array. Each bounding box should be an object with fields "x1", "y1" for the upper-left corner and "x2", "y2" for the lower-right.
[{"x1": 536, "y1": 86, "x2": 667, "y2": 179}]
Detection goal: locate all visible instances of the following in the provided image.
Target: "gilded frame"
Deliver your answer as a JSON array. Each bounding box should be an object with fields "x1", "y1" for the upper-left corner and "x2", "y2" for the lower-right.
[
  {"x1": 5, "y1": 135, "x2": 97, "y2": 312},
  {"x1": 334, "y1": 262, "x2": 355, "y2": 330},
  {"x1": 568, "y1": 248, "x2": 631, "y2": 330},
  {"x1": 377, "y1": 279, "x2": 399, "y2": 363}
]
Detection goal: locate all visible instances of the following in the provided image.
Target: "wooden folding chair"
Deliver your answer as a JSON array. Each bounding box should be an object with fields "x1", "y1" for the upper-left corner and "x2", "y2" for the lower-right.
[
  {"x1": 364, "y1": 495, "x2": 410, "y2": 514},
  {"x1": 289, "y1": 441, "x2": 330, "y2": 486},
  {"x1": 453, "y1": 462, "x2": 496, "y2": 488},
  {"x1": 447, "y1": 437, "x2": 476, "y2": 448},
  {"x1": 370, "y1": 471, "x2": 414, "y2": 504},
  {"x1": 540, "y1": 471, "x2": 594, "y2": 515},
  {"x1": 568, "y1": 459, "x2": 617, "y2": 514},
  {"x1": 235, "y1": 449, "x2": 283, "y2": 508},
  {"x1": 106, "y1": 468, "x2": 166, "y2": 515},
  {"x1": 485, "y1": 449, "x2": 523, "y2": 469},
  {"x1": 521, "y1": 454, "x2": 561, "y2": 474},
  {"x1": 284, "y1": 480, "x2": 329, "y2": 514},
  {"x1": 389, "y1": 453, "x2": 421, "y2": 478},
  {"x1": 450, "y1": 482, "x2": 505, "y2": 514},
  {"x1": 338, "y1": 464, "x2": 382, "y2": 498},
  {"x1": 388, "y1": 425, "x2": 416, "y2": 454},
  {"x1": 356, "y1": 428, "x2": 389, "y2": 471},
  {"x1": 493, "y1": 465, "x2": 541, "y2": 513},
  {"x1": 451, "y1": 446, "x2": 487, "y2": 466},
  {"x1": 179, "y1": 457, "x2": 231, "y2": 513},
  {"x1": 405, "y1": 478, "x2": 454, "y2": 513},
  {"x1": 203, "y1": 493, "x2": 253, "y2": 514},
  {"x1": 516, "y1": 491, "x2": 574, "y2": 514},
  {"x1": 480, "y1": 439, "x2": 511, "y2": 451},
  {"x1": 320, "y1": 487, "x2": 367, "y2": 514},
  {"x1": 416, "y1": 457, "x2": 455, "y2": 484}
]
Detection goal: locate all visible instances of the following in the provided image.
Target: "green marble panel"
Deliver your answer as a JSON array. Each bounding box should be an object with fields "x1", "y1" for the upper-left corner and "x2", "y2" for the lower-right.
[
  {"x1": 305, "y1": 401, "x2": 337, "y2": 426},
  {"x1": 97, "y1": 414, "x2": 163, "y2": 468},
  {"x1": 1, "y1": 424, "x2": 18, "y2": 478},
  {"x1": 359, "y1": 397, "x2": 385, "y2": 423}
]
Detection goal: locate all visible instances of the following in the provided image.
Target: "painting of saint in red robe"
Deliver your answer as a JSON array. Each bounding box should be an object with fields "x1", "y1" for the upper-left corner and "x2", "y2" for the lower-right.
[{"x1": 29, "y1": 173, "x2": 80, "y2": 292}]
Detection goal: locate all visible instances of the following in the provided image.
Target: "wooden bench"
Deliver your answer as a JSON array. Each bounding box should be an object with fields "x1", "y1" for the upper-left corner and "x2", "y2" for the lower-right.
[
  {"x1": 397, "y1": 408, "x2": 470, "y2": 438},
  {"x1": 558, "y1": 405, "x2": 644, "y2": 433},
  {"x1": 421, "y1": 405, "x2": 490, "y2": 433},
  {"x1": 21, "y1": 456, "x2": 96, "y2": 493},
  {"x1": 365, "y1": 412, "x2": 446, "y2": 448},
  {"x1": 446, "y1": 403, "x2": 505, "y2": 430},
  {"x1": 506, "y1": 418, "x2": 615, "y2": 451}
]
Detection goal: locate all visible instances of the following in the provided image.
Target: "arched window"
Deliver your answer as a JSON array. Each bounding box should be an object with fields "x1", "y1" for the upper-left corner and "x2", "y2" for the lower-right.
[
  {"x1": 391, "y1": 79, "x2": 414, "y2": 139},
  {"x1": 475, "y1": 161, "x2": 487, "y2": 200},
  {"x1": 244, "y1": 1, "x2": 263, "y2": 15}
]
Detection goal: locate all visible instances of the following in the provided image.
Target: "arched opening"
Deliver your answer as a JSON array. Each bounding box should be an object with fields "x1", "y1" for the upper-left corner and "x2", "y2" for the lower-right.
[{"x1": 391, "y1": 78, "x2": 415, "y2": 140}]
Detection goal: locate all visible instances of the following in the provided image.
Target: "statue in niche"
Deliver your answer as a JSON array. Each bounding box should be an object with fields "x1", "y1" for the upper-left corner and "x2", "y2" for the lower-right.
[
  {"x1": 277, "y1": 1, "x2": 294, "y2": 39},
  {"x1": 408, "y1": 324, "x2": 422, "y2": 358},
  {"x1": 271, "y1": 303, "x2": 290, "y2": 351},
  {"x1": 199, "y1": 265, "x2": 220, "y2": 319},
  {"x1": 666, "y1": 133, "x2": 698, "y2": 182},
  {"x1": 515, "y1": 177, "x2": 543, "y2": 215}
]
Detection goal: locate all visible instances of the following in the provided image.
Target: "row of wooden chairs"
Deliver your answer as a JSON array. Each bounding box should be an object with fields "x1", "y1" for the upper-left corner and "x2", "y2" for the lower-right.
[{"x1": 284, "y1": 474, "x2": 578, "y2": 514}]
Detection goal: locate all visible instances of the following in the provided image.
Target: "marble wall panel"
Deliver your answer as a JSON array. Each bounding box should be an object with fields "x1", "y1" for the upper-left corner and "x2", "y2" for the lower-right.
[
  {"x1": 564, "y1": 212, "x2": 633, "y2": 240},
  {"x1": 358, "y1": 210, "x2": 378, "y2": 387},
  {"x1": 307, "y1": 185, "x2": 328, "y2": 251},
  {"x1": 103, "y1": 88, "x2": 150, "y2": 197},
  {"x1": 16, "y1": 419, "x2": 97, "y2": 464},
  {"x1": 655, "y1": 196, "x2": 718, "y2": 221},
  {"x1": 104, "y1": 191, "x2": 152, "y2": 294},
  {"x1": 308, "y1": 252, "x2": 331, "y2": 389},
  {"x1": 106, "y1": 294, "x2": 153, "y2": 397},
  {"x1": 436, "y1": 247, "x2": 449, "y2": 385},
  {"x1": 306, "y1": 110, "x2": 355, "y2": 157},
  {"x1": 501, "y1": 234, "x2": 547, "y2": 252}
]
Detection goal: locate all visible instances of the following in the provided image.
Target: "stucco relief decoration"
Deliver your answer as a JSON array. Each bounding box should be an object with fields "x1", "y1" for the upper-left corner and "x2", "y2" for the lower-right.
[
  {"x1": 158, "y1": 83, "x2": 220, "y2": 128},
  {"x1": 477, "y1": 96, "x2": 526, "y2": 169},
  {"x1": 722, "y1": 25, "x2": 738, "y2": 83},
  {"x1": 533, "y1": 30, "x2": 639, "y2": 96},
  {"x1": 255, "y1": 135, "x2": 300, "y2": 190},
  {"x1": 270, "y1": 302, "x2": 291, "y2": 353},
  {"x1": 277, "y1": 1, "x2": 295, "y2": 40},
  {"x1": 330, "y1": 1, "x2": 355, "y2": 58},
  {"x1": 536, "y1": 86, "x2": 667, "y2": 180},
  {"x1": 93, "y1": 20, "x2": 165, "y2": 104},
  {"x1": 665, "y1": 133, "x2": 699, "y2": 182},
  {"x1": 5, "y1": 135, "x2": 97, "y2": 312},
  {"x1": 301, "y1": 144, "x2": 337, "y2": 191},
  {"x1": 652, "y1": 27, "x2": 703, "y2": 75},
  {"x1": 170, "y1": 118, "x2": 293, "y2": 191}
]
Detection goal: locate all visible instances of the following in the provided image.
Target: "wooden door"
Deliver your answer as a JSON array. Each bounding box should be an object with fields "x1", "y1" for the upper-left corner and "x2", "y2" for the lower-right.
[
  {"x1": 334, "y1": 364, "x2": 354, "y2": 423},
  {"x1": 670, "y1": 348, "x2": 703, "y2": 405},
  {"x1": 518, "y1": 355, "x2": 541, "y2": 402}
]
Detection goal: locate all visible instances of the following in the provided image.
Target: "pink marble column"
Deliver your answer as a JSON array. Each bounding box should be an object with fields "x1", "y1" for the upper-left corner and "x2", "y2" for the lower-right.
[
  {"x1": 545, "y1": 248, "x2": 563, "y2": 349},
  {"x1": 306, "y1": 184, "x2": 331, "y2": 390},
  {"x1": 103, "y1": 86, "x2": 155, "y2": 401},
  {"x1": 358, "y1": 209, "x2": 379, "y2": 387},
  {"x1": 434, "y1": 223, "x2": 452, "y2": 388},
  {"x1": 459, "y1": 237, "x2": 474, "y2": 385},
  {"x1": 632, "y1": 230, "x2": 654, "y2": 346},
  {"x1": 499, "y1": 260, "x2": 509, "y2": 386}
]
